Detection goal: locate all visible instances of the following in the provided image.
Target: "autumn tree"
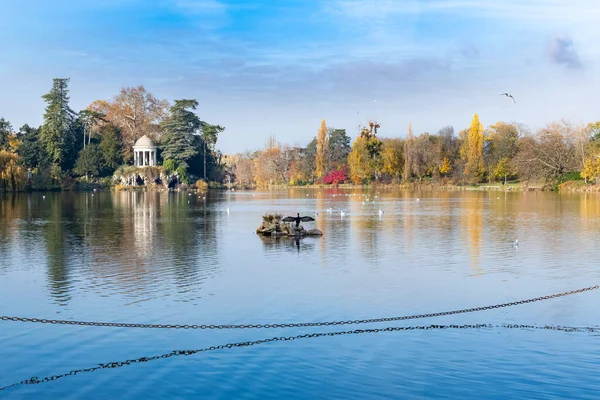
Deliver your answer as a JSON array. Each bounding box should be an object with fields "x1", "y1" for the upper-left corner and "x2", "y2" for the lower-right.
[
  {"x1": 412, "y1": 133, "x2": 440, "y2": 181},
  {"x1": 403, "y1": 123, "x2": 415, "y2": 181},
  {"x1": 254, "y1": 143, "x2": 289, "y2": 186},
  {"x1": 348, "y1": 136, "x2": 371, "y2": 184},
  {"x1": 0, "y1": 150, "x2": 26, "y2": 191},
  {"x1": 315, "y1": 119, "x2": 329, "y2": 179},
  {"x1": 485, "y1": 122, "x2": 519, "y2": 183},
  {"x1": 380, "y1": 138, "x2": 403, "y2": 181},
  {"x1": 160, "y1": 99, "x2": 201, "y2": 171},
  {"x1": 40, "y1": 78, "x2": 78, "y2": 171},
  {"x1": 461, "y1": 114, "x2": 485, "y2": 182},
  {"x1": 234, "y1": 154, "x2": 256, "y2": 187},
  {"x1": 513, "y1": 121, "x2": 577, "y2": 181},
  {"x1": 88, "y1": 86, "x2": 169, "y2": 161},
  {"x1": 580, "y1": 157, "x2": 600, "y2": 185}
]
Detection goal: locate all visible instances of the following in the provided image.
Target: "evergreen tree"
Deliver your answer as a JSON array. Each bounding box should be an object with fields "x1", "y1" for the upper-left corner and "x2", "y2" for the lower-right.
[
  {"x1": 160, "y1": 99, "x2": 201, "y2": 170},
  {"x1": 328, "y1": 128, "x2": 351, "y2": 170},
  {"x1": 74, "y1": 144, "x2": 103, "y2": 180},
  {"x1": 200, "y1": 123, "x2": 225, "y2": 179},
  {"x1": 98, "y1": 124, "x2": 123, "y2": 174},
  {"x1": 0, "y1": 118, "x2": 12, "y2": 151},
  {"x1": 16, "y1": 124, "x2": 47, "y2": 169},
  {"x1": 40, "y1": 78, "x2": 77, "y2": 170}
]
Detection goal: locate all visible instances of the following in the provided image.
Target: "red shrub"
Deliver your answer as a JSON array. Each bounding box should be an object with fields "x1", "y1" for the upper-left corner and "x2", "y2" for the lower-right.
[{"x1": 322, "y1": 169, "x2": 348, "y2": 184}]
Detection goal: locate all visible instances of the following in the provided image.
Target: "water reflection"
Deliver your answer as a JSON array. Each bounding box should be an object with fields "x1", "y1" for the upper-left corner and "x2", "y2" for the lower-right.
[{"x1": 258, "y1": 234, "x2": 320, "y2": 254}]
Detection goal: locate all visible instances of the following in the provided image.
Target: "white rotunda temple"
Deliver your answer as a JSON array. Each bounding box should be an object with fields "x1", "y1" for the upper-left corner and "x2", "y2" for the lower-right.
[{"x1": 133, "y1": 135, "x2": 157, "y2": 167}]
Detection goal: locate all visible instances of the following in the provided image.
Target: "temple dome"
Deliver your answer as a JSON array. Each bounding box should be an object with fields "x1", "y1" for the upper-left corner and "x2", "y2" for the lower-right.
[{"x1": 133, "y1": 135, "x2": 156, "y2": 148}]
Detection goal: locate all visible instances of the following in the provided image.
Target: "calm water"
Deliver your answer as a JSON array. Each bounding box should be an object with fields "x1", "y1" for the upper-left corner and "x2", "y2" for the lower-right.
[{"x1": 1, "y1": 189, "x2": 600, "y2": 399}]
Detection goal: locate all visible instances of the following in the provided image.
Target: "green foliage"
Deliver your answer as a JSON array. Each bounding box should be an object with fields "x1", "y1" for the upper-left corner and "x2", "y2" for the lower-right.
[
  {"x1": 0, "y1": 118, "x2": 12, "y2": 151},
  {"x1": 16, "y1": 124, "x2": 47, "y2": 169},
  {"x1": 160, "y1": 99, "x2": 201, "y2": 169},
  {"x1": 163, "y1": 159, "x2": 177, "y2": 174},
  {"x1": 176, "y1": 165, "x2": 188, "y2": 184},
  {"x1": 74, "y1": 144, "x2": 104, "y2": 180},
  {"x1": 40, "y1": 78, "x2": 78, "y2": 170},
  {"x1": 98, "y1": 124, "x2": 123, "y2": 174},
  {"x1": 328, "y1": 128, "x2": 351, "y2": 170}
]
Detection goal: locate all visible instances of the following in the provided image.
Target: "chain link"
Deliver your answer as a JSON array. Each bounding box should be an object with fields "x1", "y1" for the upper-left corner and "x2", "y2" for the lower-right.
[
  {"x1": 1, "y1": 285, "x2": 597, "y2": 330},
  {"x1": 1, "y1": 323, "x2": 599, "y2": 391}
]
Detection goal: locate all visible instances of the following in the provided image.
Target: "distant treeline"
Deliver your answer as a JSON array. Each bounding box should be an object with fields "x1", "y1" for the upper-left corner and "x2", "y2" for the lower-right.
[
  {"x1": 2, "y1": 79, "x2": 600, "y2": 192},
  {"x1": 0, "y1": 78, "x2": 225, "y2": 191},
  {"x1": 225, "y1": 116, "x2": 600, "y2": 188}
]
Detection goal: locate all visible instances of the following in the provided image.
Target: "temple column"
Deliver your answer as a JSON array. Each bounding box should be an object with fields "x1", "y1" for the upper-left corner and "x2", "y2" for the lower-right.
[{"x1": 134, "y1": 151, "x2": 138, "y2": 166}]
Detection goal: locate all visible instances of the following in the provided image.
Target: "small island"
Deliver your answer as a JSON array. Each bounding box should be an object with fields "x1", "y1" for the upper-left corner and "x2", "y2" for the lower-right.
[{"x1": 256, "y1": 213, "x2": 323, "y2": 237}]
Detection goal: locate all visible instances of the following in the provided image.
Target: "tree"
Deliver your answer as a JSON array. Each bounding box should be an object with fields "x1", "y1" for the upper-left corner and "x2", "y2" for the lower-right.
[
  {"x1": 439, "y1": 157, "x2": 452, "y2": 176},
  {"x1": 88, "y1": 86, "x2": 170, "y2": 161},
  {"x1": 348, "y1": 136, "x2": 372, "y2": 184},
  {"x1": 254, "y1": 142, "x2": 289, "y2": 186},
  {"x1": 40, "y1": 78, "x2": 78, "y2": 171},
  {"x1": 587, "y1": 121, "x2": 600, "y2": 142},
  {"x1": 322, "y1": 169, "x2": 348, "y2": 184},
  {"x1": 485, "y1": 122, "x2": 519, "y2": 183},
  {"x1": 98, "y1": 124, "x2": 123, "y2": 174},
  {"x1": 315, "y1": 119, "x2": 329, "y2": 179},
  {"x1": 328, "y1": 128, "x2": 351, "y2": 171},
  {"x1": 16, "y1": 124, "x2": 47, "y2": 169},
  {"x1": 403, "y1": 123, "x2": 415, "y2": 181},
  {"x1": 200, "y1": 123, "x2": 225, "y2": 180},
  {"x1": 462, "y1": 114, "x2": 485, "y2": 182},
  {"x1": 79, "y1": 109, "x2": 106, "y2": 149},
  {"x1": 74, "y1": 144, "x2": 104, "y2": 181},
  {"x1": 160, "y1": 99, "x2": 200, "y2": 170},
  {"x1": 0, "y1": 118, "x2": 12, "y2": 151},
  {"x1": 381, "y1": 138, "x2": 403, "y2": 181},
  {"x1": 513, "y1": 121, "x2": 577, "y2": 181},
  {"x1": 299, "y1": 138, "x2": 317, "y2": 183},
  {"x1": 0, "y1": 150, "x2": 26, "y2": 191},
  {"x1": 234, "y1": 155, "x2": 256, "y2": 187},
  {"x1": 412, "y1": 133, "x2": 439, "y2": 181},
  {"x1": 580, "y1": 157, "x2": 600, "y2": 185}
]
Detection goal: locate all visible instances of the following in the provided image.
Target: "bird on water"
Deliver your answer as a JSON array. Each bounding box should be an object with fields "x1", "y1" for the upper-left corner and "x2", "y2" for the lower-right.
[
  {"x1": 501, "y1": 93, "x2": 516, "y2": 103},
  {"x1": 282, "y1": 213, "x2": 315, "y2": 228}
]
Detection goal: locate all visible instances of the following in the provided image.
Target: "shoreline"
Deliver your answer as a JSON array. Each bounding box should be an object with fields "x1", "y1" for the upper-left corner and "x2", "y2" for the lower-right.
[{"x1": 3, "y1": 179, "x2": 600, "y2": 194}]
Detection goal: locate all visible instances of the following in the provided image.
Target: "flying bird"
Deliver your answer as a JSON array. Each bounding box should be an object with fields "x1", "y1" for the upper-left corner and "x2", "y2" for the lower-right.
[
  {"x1": 501, "y1": 93, "x2": 516, "y2": 103},
  {"x1": 282, "y1": 213, "x2": 315, "y2": 228}
]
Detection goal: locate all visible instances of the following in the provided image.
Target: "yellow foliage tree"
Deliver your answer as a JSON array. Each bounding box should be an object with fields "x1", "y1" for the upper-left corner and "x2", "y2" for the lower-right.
[
  {"x1": 348, "y1": 136, "x2": 371, "y2": 184},
  {"x1": 403, "y1": 123, "x2": 414, "y2": 181},
  {"x1": 461, "y1": 114, "x2": 485, "y2": 182},
  {"x1": 580, "y1": 157, "x2": 600, "y2": 184},
  {"x1": 439, "y1": 157, "x2": 452, "y2": 176},
  {"x1": 381, "y1": 138, "x2": 403, "y2": 179},
  {"x1": 0, "y1": 150, "x2": 26, "y2": 192},
  {"x1": 315, "y1": 119, "x2": 328, "y2": 179}
]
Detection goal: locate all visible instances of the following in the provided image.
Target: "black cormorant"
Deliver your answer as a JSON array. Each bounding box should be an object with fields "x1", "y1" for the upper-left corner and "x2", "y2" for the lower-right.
[{"x1": 282, "y1": 213, "x2": 315, "y2": 228}]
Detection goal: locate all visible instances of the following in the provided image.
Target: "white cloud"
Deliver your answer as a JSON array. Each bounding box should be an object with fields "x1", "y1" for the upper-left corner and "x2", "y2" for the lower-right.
[
  {"x1": 324, "y1": 0, "x2": 600, "y2": 21},
  {"x1": 171, "y1": 0, "x2": 228, "y2": 14}
]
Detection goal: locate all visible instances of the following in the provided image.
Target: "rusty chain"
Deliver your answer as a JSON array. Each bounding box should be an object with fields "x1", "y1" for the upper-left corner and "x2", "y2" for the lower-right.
[
  {"x1": 1, "y1": 323, "x2": 599, "y2": 392},
  {"x1": 1, "y1": 285, "x2": 597, "y2": 330}
]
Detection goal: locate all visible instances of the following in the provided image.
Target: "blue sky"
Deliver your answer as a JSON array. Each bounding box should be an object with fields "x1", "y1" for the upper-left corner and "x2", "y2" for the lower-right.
[{"x1": 1, "y1": 0, "x2": 599, "y2": 153}]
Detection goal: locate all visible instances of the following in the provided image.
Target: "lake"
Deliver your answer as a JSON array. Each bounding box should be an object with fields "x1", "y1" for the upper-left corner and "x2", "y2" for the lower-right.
[{"x1": 1, "y1": 189, "x2": 600, "y2": 399}]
